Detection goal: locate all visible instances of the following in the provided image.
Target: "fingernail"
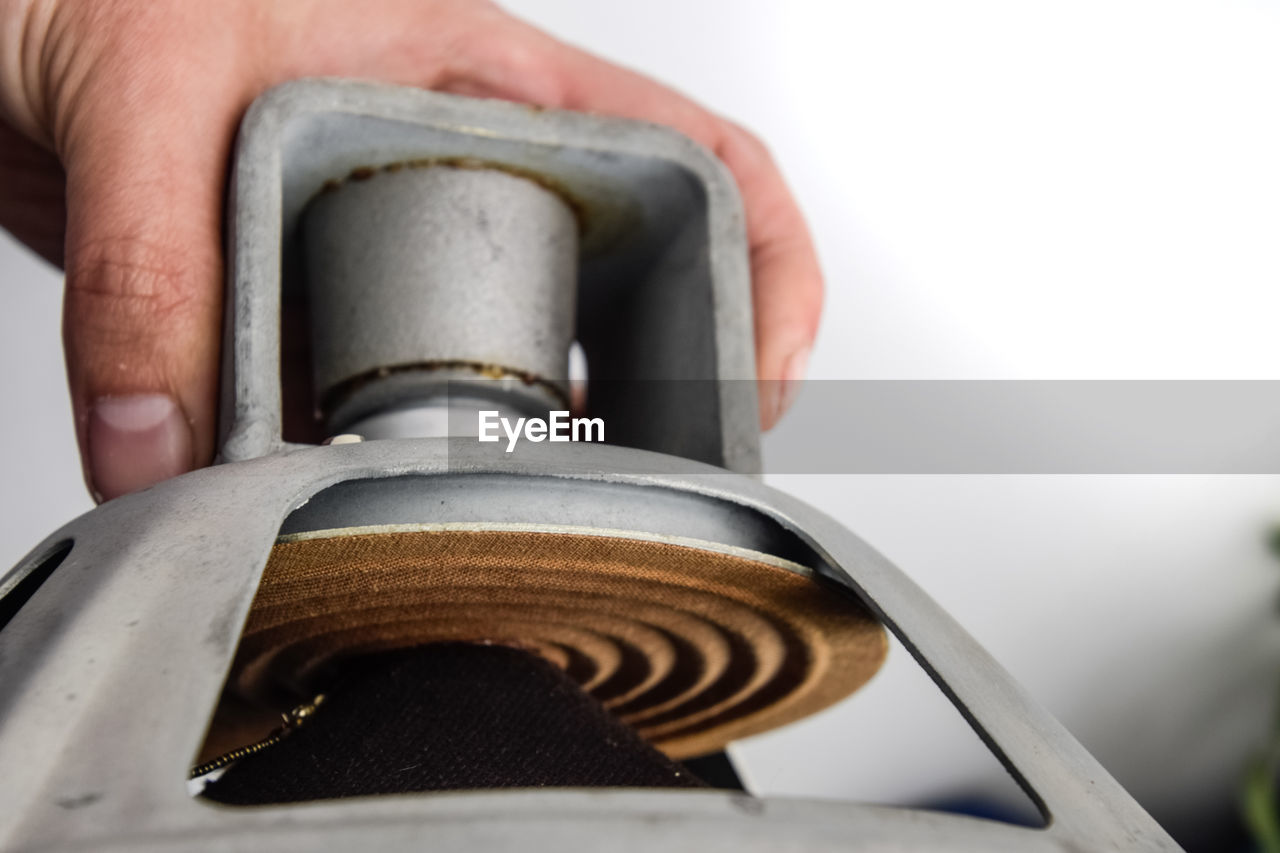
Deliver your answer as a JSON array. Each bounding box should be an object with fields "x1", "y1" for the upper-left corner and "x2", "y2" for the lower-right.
[
  {"x1": 776, "y1": 346, "x2": 811, "y2": 424},
  {"x1": 88, "y1": 394, "x2": 192, "y2": 500}
]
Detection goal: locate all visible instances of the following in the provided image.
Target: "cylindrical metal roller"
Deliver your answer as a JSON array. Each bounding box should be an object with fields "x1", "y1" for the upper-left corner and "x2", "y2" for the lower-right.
[{"x1": 303, "y1": 165, "x2": 579, "y2": 434}]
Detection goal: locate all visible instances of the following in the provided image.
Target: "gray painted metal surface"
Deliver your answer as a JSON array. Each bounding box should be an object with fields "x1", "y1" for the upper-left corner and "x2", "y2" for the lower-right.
[{"x1": 0, "y1": 440, "x2": 1180, "y2": 851}]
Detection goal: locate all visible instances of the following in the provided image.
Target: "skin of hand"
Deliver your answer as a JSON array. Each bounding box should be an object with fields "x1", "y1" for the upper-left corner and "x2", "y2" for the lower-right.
[{"x1": 0, "y1": 0, "x2": 822, "y2": 501}]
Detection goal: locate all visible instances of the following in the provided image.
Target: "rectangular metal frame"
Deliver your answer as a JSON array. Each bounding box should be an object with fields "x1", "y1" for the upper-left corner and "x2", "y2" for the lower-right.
[{"x1": 220, "y1": 79, "x2": 760, "y2": 472}]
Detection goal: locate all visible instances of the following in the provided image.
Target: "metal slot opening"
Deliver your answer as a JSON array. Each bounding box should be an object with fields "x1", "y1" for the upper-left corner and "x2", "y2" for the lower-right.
[{"x1": 0, "y1": 540, "x2": 73, "y2": 634}]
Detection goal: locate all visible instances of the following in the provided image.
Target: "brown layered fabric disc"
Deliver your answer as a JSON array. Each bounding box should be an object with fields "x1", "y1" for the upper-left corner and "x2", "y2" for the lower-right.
[{"x1": 220, "y1": 528, "x2": 886, "y2": 759}]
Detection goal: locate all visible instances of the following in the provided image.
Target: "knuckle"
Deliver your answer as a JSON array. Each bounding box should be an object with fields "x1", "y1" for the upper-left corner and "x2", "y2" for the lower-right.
[
  {"x1": 66, "y1": 237, "x2": 216, "y2": 338},
  {"x1": 66, "y1": 236, "x2": 215, "y2": 326}
]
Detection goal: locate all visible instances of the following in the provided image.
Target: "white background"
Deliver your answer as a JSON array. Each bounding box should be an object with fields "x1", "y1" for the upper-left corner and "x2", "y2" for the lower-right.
[{"x1": 2, "y1": 1, "x2": 1278, "y2": 846}]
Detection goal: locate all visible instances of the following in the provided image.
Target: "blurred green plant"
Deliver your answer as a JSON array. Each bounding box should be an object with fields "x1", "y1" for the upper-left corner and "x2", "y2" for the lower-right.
[
  {"x1": 1245, "y1": 714, "x2": 1280, "y2": 852},
  {"x1": 1242, "y1": 529, "x2": 1280, "y2": 853}
]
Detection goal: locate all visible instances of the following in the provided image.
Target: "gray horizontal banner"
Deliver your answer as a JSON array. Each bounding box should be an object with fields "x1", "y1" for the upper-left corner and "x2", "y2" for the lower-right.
[
  {"x1": 422, "y1": 380, "x2": 1280, "y2": 474},
  {"x1": 764, "y1": 380, "x2": 1280, "y2": 474}
]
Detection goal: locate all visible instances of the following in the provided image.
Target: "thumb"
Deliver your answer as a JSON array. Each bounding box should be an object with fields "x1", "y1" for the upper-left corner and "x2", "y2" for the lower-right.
[{"x1": 59, "y1": 81, "x2": 230, "y2": 501}]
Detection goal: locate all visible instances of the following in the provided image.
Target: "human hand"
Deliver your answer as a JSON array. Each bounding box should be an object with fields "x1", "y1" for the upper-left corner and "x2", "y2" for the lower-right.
[{"x1": 0, "y1": 0, "x2": 822, "y2": 500}]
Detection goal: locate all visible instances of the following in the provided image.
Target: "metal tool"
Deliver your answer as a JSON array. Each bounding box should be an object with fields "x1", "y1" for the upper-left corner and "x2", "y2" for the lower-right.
[{"x1": 0, "y1": 79, "x2": 1180, "y2": 851}]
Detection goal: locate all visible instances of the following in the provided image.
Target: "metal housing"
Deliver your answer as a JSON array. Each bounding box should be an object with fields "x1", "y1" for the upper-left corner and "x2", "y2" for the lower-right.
[{"x1": 0, "y1": 440, "x2": 1179, "y2": 851}]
